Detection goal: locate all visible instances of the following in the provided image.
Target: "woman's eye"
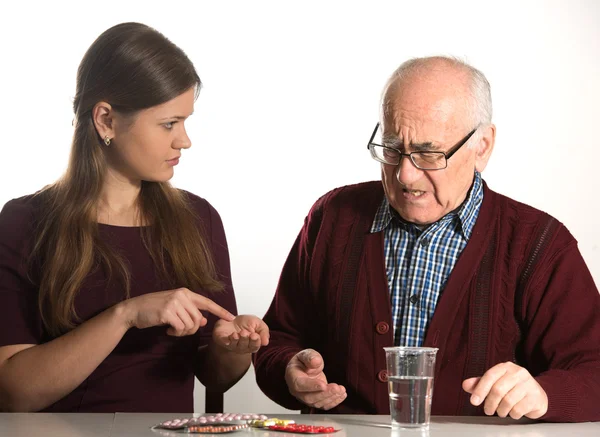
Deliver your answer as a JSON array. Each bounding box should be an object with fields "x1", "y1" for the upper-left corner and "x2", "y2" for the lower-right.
[{"x1": 163, "y1": 122, "x2": 175, "y2": 130}]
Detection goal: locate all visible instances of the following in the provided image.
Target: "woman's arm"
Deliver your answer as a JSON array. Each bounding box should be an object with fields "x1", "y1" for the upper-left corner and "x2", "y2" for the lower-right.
[
  {"x1": 0, "y1": 303, "x2": 129, "y2": 412},
  {"x1": 195, "y1": 314, "x2": 269, "y2": 392},
  {"x1": 0, "y1": 287, "x2": 234, "y2": 412},
  {"x1": 194, "y1": 340, "x2": 252, "y2": 392}
]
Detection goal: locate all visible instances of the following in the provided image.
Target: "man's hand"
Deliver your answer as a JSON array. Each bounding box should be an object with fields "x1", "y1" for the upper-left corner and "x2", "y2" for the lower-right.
[
  {"x1": 462, "y1": 362, "x2": 548, "y2": 419},
  {"x1": 285, "y1": 349, "x2": 347, "y2": 410}
]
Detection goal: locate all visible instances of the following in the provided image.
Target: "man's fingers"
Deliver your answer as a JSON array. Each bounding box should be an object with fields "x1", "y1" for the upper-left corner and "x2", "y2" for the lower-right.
[
  {"x1": 511, "y1": 392, "x2": 544, "y2": 420},
  {"x1": 298, "y1": 390, "x2": 330, "y2": 407},
  {"x1": 496, "y1": 385, "x2": 527, "y2": 418},
  {"x1": 509, "y1": 401, "x2": 528, "y2": 420},
  {"x1": 522, "y1": 396, "x2": 547, "y2": 420},
  {"x1": 302, "y1": 385, "x2": 343, "y2": 404},
  {"x1": 469, "y1": 366, "x2": 508, "y2": 406},
  {"x1": 483, "y1": 371, "x2": 522, "y2": 416},
  {"x1": 286, "y1": 350, "x2": 328, "y2": 397},
  {"x1": 320, "y1": 392, "x2": 348, "y2": 410},
  {"x1": 313, "y1": 391, "x2": 345, "y2": 409},
  {"x1": 293, "y1": 374, "x2": 327, "y2": 393},
  {"x1": 462, "y1": 377, "x2": 480, "y2": 394},
  {"x1": 297, "y1": 349, "x2": 324, "y2": 372},
  {"x1": 302, "y1": 384, "x2": 346, "y2": 407},
  {"x1": 463, "y1": 363, "x2": 547, "y2": 420}
]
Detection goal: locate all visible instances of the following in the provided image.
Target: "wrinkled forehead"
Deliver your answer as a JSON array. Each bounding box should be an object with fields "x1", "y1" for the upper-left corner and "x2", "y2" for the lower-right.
[{"x1": 382, "y1": 74, "x2": 471, "y2": 140}]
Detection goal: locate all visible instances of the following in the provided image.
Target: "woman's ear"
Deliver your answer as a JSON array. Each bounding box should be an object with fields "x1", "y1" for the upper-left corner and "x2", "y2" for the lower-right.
[{"x1": 92, "y1": 102, "x2": 114, "y2": 142}]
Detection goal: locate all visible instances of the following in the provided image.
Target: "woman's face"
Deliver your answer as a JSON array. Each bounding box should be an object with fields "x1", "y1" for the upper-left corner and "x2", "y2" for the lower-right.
[{"x1": 106, "y1": 87, "x2": 195, "y2": 184}]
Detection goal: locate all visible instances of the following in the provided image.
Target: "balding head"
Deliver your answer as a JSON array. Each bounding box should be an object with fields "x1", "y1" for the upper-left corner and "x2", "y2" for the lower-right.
[{"x1": 382, "y1": 57, "x2": 492, "y2": 132}]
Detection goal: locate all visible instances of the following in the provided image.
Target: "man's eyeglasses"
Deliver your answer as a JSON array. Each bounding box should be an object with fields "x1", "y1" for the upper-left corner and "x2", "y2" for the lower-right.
[{"x1": 367, "y1": 122, "x2": 478, "y2": 170}]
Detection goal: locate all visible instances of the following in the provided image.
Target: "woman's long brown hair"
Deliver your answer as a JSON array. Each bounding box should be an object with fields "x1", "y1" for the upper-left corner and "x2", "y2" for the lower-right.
[{"x1": 30, "y1": 23, "x2": 223, "y2": 337}]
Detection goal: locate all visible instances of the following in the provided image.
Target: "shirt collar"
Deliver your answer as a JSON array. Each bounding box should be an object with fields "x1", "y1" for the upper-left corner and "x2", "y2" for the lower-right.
[{"x1": 370, "y1": 171, "x2": 484, "y2": 240}]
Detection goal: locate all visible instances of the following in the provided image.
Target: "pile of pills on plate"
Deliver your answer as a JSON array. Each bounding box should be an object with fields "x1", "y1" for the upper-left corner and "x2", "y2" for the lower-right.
[
  {"x1": 185, "y1": 423, "x2": 249, "y2": 434},
  {"x1": 248, "y1": 419, "x2": 339, "y2": 434},
  {"x1": 153, "y1": 414, "x2": 339, "y2": 434},
  {"x1": 247, "y1": 418, "x2": 295, "y2": 428},
  {"x1": 267, "y1": 423, "x2": 338, "y2": 434},
  {"x1": 154, "y1": 413, "x2": 268, "y2": 430}
]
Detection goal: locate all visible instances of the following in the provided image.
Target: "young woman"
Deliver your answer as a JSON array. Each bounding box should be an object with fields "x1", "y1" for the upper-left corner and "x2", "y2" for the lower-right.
[{"x1": 0, "y1": 22, "x2": 268, "y2": 413}]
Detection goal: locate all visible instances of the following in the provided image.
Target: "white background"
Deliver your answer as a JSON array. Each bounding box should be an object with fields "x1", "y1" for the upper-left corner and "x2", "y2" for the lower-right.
[{"x1": 1, "y1": 0, "x2": 598, "y2": 414}]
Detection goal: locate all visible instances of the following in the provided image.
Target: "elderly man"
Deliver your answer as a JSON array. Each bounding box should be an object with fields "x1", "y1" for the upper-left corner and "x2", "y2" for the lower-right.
[{"x1": 253, "y1": 56, "x2": 600, "y2": 422}]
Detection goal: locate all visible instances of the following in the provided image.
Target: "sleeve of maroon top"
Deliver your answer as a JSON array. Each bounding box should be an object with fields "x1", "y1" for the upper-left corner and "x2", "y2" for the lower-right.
[
  {"x1": 253, "y1": 196, "x2": 329, "y2": 411},
  {"x1": 0, "y1": 197, "x2": 44, "y2": 347},
  {"x1": 205, "y1": 200, "x2": 238, "y2": 317},
  {"x1": 522, "y1": 225, "x2": 600, "y2": 422},
  {"x1": 188, "y1": 195, "x2": 239, "y2": 374}
]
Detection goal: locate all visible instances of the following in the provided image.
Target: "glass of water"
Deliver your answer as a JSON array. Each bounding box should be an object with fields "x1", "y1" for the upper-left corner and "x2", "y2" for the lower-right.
[{"x1": 384, "y1": 347, "x2": 438, "y2": 429}]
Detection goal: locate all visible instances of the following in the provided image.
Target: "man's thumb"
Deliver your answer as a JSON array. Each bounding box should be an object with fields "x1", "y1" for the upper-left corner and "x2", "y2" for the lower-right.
[{"x1": 298, "y1": 349, "x2": 323, "y2": 369}]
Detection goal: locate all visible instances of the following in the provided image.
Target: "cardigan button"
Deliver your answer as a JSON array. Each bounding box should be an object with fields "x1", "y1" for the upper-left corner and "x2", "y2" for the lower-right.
[
  {"x1": 375, "y1": 322, "x2": 389, "y2": 335},
  {"x1": 377, "y1": 370, "x2": 388, "y2": 383}
]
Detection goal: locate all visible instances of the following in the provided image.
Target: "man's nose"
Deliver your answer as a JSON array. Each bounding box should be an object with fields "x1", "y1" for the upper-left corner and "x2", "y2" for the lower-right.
[{"x1": 396, "y1": 155, "x2": 422, "y2": 185}]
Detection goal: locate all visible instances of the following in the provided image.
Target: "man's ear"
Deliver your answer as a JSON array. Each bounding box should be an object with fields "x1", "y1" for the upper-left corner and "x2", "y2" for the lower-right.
[{"x1": 475, "y1": 124, "x2": 496, "y2": 173}]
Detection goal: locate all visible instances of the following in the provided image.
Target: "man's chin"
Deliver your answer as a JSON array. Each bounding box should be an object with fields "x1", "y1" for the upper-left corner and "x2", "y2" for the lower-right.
[{"x1": 394, "y1": 205, "x2": 442, "y2": 226}]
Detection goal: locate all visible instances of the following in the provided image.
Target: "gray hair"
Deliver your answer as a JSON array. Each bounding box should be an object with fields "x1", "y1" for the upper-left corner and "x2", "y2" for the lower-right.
[{"x1": 382, "y1": 56, "x2": 493, "y2": 134}]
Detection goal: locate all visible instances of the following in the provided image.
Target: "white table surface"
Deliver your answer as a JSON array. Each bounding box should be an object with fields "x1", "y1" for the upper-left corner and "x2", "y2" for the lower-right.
[{"x1": 1, "y1": 413, "x2": 599, "y2": 436}]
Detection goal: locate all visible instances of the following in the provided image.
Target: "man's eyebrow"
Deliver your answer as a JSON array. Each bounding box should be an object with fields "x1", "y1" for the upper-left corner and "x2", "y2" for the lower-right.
[
  {"x1": 382, "y1": 135, "x2": 439, "y2": 151},
  {"x1": 382, "y1": 135, "x2": 402, "y2": 148},
  {"x1": 411, "y1": 141, "x2": 438, "y2": 152}
]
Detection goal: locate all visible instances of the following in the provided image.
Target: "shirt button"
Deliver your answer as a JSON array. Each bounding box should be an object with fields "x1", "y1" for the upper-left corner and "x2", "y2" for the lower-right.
[
  {"x1": 409, "y1": 294, "x2": 420, "y2": 304},
  {"x1": 375, "y1": 322, "x2": 389, "y2": 334},
  {"x1": 377, "y1": 370, "x2": 388, "y2": 383},
  {"x1": 420, "y1": 238, "x2": 429, "y2": 247}
]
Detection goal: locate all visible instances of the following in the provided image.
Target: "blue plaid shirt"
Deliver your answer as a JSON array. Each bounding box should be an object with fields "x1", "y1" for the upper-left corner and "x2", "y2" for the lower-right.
[{"x1": 370, "y1": 172, "x2": 484, "y2": 346}]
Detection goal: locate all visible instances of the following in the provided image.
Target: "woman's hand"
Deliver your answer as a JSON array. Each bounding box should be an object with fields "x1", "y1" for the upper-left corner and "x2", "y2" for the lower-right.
[
  {"x1": 119, "y1": 288, "x2": 235, "y2": 336},
  {"x1": 212, "y1": 315, "x2": 270, "y2": 354}
]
